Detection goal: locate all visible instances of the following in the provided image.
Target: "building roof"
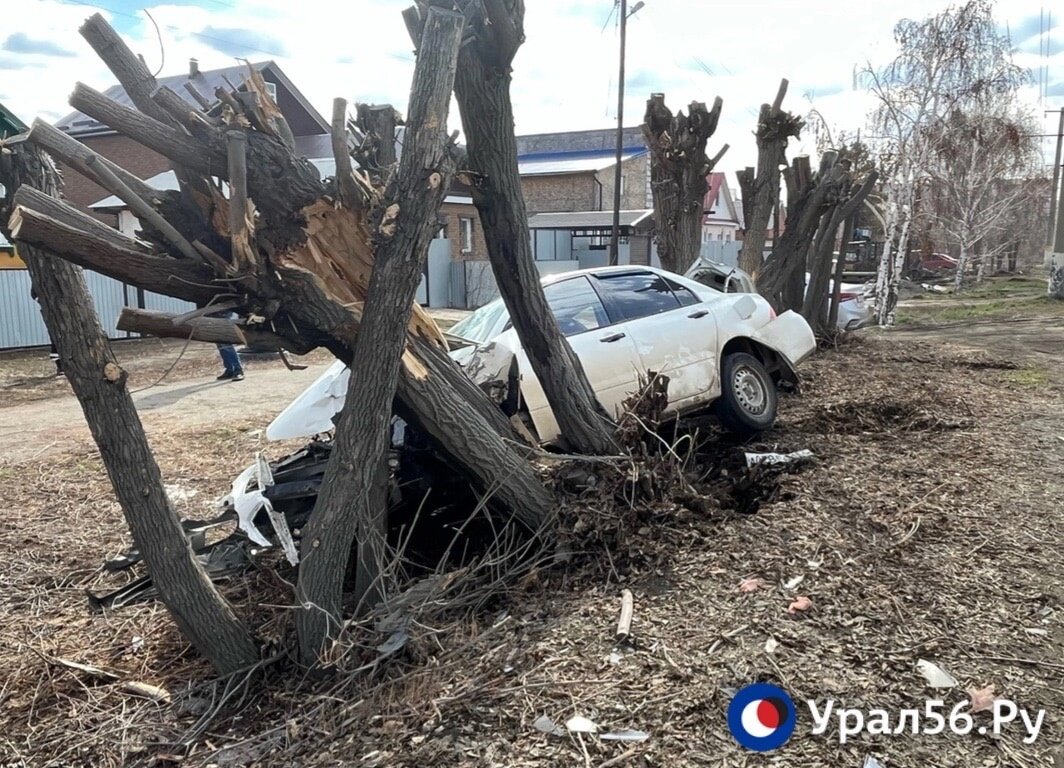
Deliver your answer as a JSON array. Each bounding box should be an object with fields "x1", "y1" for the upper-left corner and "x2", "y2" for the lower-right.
[
  {"x1": 55, "y1": 60, "x2": 329, "y2": 138},
  {"x1": 518, "y1": 148, "x2": 647, "y2": 177},
  {"x1": 704, "y1": 171, "x2": 739, "y2": 225},
  {"x1": 528, "y1": 209, "x2": 653, "y2": 230},
  {"x1": 516, "y1": 126, "x2": 645, "y2": 155},
  {"x1": 0, "y1": 102, "x2": 27, "y2": 138}
]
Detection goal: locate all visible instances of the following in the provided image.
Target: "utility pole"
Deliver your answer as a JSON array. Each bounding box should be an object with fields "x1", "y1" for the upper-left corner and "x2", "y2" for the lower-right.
[
  {"x1": 609, "y1": 0, "x2": 644, "y2": 266},
  {"x1": 1046, "y1": 108, "x2": 1063, "y2": 248}
]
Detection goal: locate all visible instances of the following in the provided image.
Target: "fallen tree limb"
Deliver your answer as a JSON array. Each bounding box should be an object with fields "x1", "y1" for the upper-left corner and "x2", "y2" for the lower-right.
[{"x1": 117, "y1": 308, "x2": 247, "y2": 345}]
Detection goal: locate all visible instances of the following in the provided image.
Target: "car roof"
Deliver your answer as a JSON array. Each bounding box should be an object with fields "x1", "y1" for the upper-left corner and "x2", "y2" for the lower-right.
[{"x1": 538, "y1": 264, "x2": 674, "y2": 286}]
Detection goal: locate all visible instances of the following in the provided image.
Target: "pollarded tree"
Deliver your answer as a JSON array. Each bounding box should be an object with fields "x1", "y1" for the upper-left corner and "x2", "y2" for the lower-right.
[
  {"x1": 642, "y1": 93, "x2": 729, "y2": 275},
  {"x1": 413, "y1": 0, "x2": 617, "y2": 456}
]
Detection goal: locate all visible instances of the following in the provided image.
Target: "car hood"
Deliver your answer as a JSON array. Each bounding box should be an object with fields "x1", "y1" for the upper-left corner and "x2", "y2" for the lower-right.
[{"x1": 266, "y1": 346, "x2": 478, "y2": 441}]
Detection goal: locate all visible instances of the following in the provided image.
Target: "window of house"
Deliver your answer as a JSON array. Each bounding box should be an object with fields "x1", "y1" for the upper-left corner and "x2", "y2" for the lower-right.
[
  {"x1": 263, "y1": 81, "x2": 278, "y2": 101},
  {"x1": 460, "y1": 217, "x2": 473, "y2": 253}
]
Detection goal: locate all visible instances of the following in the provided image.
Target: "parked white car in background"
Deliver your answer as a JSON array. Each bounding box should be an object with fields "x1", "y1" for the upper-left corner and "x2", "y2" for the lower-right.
[{"x1": 268, "y1": 264, "x2": 816, "y2": 445}]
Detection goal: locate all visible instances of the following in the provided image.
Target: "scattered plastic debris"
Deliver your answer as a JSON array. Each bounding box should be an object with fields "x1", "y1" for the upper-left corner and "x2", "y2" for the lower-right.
[
  {"x1": 565, "y1": 715, "x2": 599, "y2": 734},
  {"x1": 863, "y1": 756, "x2": 885, "y2": 768},
  {"x1": 375, "y1": 629, "x2": 409, "y2": 657},
  {"x1": 533, "y1": 715, "x2": 565, "y2": 737},
  {"x1": 784, "y1": 575, "x2": 805, "y2": 590},
  {"x1": 787, "y1": 596, "x2": 813, "y2": 613},
  {"x1": 745, "y1": 449, "x2": 814, "y2": 467},
  {"x1": 917, "y1": 659, "x2": 958, "y2": 688},
  {"x1": 967, "y1": 684, "x2": 997, "y2": 713},
  {"x1": 739, "y1": 577, "x2": 766, "y2": 593},
  {"x1": 601, "y1": 729, "x2": 650, "y2": 743},
  {"x1": 765, "y1": 638, "x2": 780, "y2": 653}
]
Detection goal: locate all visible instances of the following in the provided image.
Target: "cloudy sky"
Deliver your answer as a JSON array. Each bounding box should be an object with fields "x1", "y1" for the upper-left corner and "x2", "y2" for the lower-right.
[{"x1": 1, "y1": 0, "x2": 1061, "y2": 174}]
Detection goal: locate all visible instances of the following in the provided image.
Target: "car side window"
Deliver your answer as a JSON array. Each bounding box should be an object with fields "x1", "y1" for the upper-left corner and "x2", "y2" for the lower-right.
[
  {"x1": 594, "y1": 271, "x2": 682, "y2": 321},
  {"x1": 664, "y1": 277, "x2": 700, "y2": 307},
  {"x1": 543, "y1": 276, "x2": 610, "y2": 337}
]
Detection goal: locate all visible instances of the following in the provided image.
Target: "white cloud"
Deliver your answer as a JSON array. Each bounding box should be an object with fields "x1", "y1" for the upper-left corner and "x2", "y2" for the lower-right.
[{"x1": 2, "y1": 0, "x2": 1059, "y2": 175}]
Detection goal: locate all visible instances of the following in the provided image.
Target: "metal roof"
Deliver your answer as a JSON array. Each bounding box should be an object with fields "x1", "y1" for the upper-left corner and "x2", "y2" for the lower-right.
[
  {"x1": 518, "y1": 148, "x2": 646, "y2": 176},
  {"x1": 516, "y1": 126, "x2": 645, "y2": 155},
  {"x1": 528, "y1": 209, "x2": 653, "y2": 229}
]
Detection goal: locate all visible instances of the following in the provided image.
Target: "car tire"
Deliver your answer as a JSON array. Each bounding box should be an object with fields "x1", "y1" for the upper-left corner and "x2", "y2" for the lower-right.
[{"x1": 716, "y1": 352, "x2": 778, "y2": 436}]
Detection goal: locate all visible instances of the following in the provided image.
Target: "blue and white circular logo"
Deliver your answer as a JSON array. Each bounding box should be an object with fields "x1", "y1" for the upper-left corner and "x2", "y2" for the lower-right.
[{"x1": 727, "y1": 683, "x2": 797, "y2": 752}]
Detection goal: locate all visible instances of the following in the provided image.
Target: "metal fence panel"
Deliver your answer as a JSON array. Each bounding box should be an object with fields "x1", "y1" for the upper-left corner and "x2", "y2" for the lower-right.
[{"x1": 0, "y1": 270, "x2": 49, "y2": 349}]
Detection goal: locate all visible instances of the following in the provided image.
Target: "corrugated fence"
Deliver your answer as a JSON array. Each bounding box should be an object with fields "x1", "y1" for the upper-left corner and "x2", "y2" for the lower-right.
[{"x1": 0, "y1": 269, "x2": 194, "y2": 350}]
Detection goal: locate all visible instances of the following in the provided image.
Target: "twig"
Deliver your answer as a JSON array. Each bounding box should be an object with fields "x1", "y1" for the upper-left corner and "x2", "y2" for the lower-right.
[{"x1": 598, "y1": 750, "x2": 637, "y2": 768}]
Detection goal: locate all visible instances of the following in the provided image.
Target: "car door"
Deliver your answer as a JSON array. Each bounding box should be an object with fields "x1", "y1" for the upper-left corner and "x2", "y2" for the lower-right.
[
  {"x1": 514, "y1": 276, "x2": 643, "y2": 441},
  {"x1": 590, "y1": 270, "x2": 718, "y2": 411}
]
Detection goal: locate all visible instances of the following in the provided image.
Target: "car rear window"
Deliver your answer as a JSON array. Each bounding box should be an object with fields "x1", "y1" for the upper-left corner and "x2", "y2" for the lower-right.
[{"x1": 594, "y1": 271, "x2": 682, "y2": 321}]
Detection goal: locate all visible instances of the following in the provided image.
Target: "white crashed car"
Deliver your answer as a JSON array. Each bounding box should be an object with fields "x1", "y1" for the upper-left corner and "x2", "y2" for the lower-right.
[
  {"x1": 224, "y1": 264, "x2": 816, "y2": 555},
  {"x1": 267, "y1": 265, "x2": 816, "y2": 445}
]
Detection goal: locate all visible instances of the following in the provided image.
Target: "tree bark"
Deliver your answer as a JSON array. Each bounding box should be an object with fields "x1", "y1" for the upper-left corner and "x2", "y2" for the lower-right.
[
  {"x1": 827, "y1": 213, "x2": 856, "y2": 331},
  {"x1": 802, "y1": 171, "x2": 877, "y2": 334},
  {"x1": 642, "y1": 93, "x2": 727, "y2": 275},
  {"x1": 295, "y1": 7, "x2": 466, "y2": 665},
  {"x1": 426, "y1": 0, "x2": 616, "y2": 455},
  {"x1": 758, "y1": 153, "x2": 849, "y2": 309},
  {"x1": 8, "y1": 189, "x2": 218, "y2": 305},
  {"x1": 0, "y1": 143, "x2": 258, "y2": 676},
  {"x1": 737, "y1": 80, "x2": 800, "y2": 276}
]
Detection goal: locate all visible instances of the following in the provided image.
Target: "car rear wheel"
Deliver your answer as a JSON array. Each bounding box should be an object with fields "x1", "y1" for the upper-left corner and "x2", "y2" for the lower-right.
[{"x1": 716, "y1": 352, "x2": 778, "y2": 435}]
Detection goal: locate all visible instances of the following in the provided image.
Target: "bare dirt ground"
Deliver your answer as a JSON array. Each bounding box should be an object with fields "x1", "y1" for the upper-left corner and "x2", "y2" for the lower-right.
[
  {"x1": 0, "y1": 339, "x2": 335, "y2": 462},
  {"x1": 0, "y1": 310, "x2": 1061, "y2": 768}
]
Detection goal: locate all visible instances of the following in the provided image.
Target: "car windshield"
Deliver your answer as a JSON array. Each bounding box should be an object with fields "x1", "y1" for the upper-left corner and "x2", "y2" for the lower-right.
[{"x1": 448, "y1": 298, "x2": 508, "y2": 343}]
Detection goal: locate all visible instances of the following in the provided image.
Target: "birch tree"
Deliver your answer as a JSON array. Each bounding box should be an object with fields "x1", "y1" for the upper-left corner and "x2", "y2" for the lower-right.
[
  {"x1": 922, "y1": 105, "x2": 1040, "y2": 289},
  {"x1": 862, "y1": 0, "x2": 1024, "y2": 323}
]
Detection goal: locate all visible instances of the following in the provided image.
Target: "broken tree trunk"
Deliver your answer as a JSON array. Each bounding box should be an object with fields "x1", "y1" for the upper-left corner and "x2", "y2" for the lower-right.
[
  {"x1": 0, "y1": 142, "x2": 258, "y2": 676},
  {"x1": 416, "y1": 0, "x2": 617, "y2": 456},
  {"x1": 13, "y1": 14, "x2": 554, "y2": 541},
  {"x1": 642, "y1": 93, "x2": 728, "y2": 275},
  {"x1": 736, "y1": 80, "x2": 803, "y2": 277},
  {"x1": 295, "y1": 6, "x2": 465, "y2": 665}
]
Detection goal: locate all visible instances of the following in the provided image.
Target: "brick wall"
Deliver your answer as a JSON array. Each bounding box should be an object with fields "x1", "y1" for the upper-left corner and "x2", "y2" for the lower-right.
[
  {"x1": 440, "y1": 202, "x2": 487, "y2": 261},
  {"x1": 521, "y1": 155, "x2": 650, "y2": 216},
  {"x1": 595, "y1": 155, "x2": 650, "y2": 211},
  {"x1": 58, "y1": 133, "x2": 172, "y2": 224},
  {"x1": 521, "y1": 173, "x2": 600, "y2": 214}
]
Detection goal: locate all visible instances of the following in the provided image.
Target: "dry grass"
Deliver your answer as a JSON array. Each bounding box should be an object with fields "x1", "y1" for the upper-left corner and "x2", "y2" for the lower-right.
[{"x1": 0, "y1": 333, "x2": 1061, "y2": 767}]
